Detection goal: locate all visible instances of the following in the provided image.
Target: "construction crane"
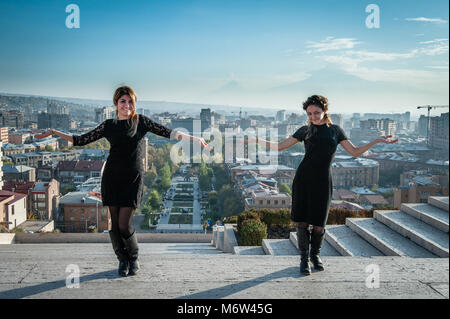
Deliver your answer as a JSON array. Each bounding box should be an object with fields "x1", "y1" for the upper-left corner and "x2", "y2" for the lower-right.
[{"x1": 416, "y1": 105, "x2": 449, "y2": 146}]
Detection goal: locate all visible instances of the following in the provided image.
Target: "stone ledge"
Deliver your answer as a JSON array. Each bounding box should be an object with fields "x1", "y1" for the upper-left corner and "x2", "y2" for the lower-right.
[
  {"x1": 0, "y1": 244, "x2": 448, "y2": 299},
  {"x1": 9, "y1": 233, "x2": 212, "y2": 244}
]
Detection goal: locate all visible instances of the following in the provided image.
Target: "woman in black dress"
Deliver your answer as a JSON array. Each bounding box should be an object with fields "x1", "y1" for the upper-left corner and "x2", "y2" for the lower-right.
[
  {"x1": 37, "y1": 86, "x2": 211, "y2": 277},
  {"x1": 246, "y1": 95, "x2": 397, "y2": 275}
]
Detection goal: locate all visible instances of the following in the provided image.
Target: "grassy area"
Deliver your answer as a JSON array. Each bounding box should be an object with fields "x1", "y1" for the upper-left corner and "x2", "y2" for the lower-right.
[
  {"x1": 168, "y1": 215, "x2": 193, "y2": 224},
  {"x1": 172, "y1": 201, "x2": 193, "y2": 207}
]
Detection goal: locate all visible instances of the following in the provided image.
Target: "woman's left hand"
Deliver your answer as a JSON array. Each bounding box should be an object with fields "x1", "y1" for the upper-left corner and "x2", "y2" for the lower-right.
[{"x1": 377, "y1": 135, "x2": 398, "y2": 144}]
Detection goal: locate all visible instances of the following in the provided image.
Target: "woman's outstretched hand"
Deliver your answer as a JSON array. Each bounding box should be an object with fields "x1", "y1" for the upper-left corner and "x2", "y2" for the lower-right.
[
  {"x1": 198, "y1": 137, "x2": 213, "y2": 151},
  {"x1": 377, "y1": 135, "x2": 398, "y2": 144},
  {"x1": 35, "y1": 129, "x2": 54, "y2": 139}
]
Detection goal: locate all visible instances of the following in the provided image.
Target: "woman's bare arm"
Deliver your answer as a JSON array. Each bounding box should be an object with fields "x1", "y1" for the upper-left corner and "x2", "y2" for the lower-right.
[
  {"x1": 35, "y1": 129, "x2": 74, "y2": 143},
  {"x1": 245, "y1": 136, "x2": 299, "y2": 151},
  {"x1": 339, "y1": 135, "x2": 398, "y2": 157},
  {"x1": 173, "y1": 130, "x2": 213, "y2": 151}
]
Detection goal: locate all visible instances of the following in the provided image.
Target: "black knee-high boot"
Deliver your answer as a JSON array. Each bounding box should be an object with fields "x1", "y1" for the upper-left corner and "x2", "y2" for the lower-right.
[
  {"x1": 310, "y1": 229, "x2": 325, "y2": 271},
  {"x1": 297, "y1": 226, "x2": 311, "y2": 275},
  {"x1": 109, "y1": 230, "x2": 129, "y2": 277},
  {"x1": 122, "y1": 231, "x2": 140, "y2": 276}
]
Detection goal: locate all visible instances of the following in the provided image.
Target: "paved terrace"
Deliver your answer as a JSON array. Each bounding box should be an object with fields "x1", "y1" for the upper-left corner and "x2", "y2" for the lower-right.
[{"x1": 0, "y1": 238, "x2": 448, "y2": 299}]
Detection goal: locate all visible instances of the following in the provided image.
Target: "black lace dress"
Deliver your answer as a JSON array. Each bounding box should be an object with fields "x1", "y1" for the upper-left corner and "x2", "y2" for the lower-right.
[
  {"x1": 290, "y1": 123, "x2": 348, "y2": 227},
  {"x1": 72, "y1": 114, "x2": 174, "y2": 209}
]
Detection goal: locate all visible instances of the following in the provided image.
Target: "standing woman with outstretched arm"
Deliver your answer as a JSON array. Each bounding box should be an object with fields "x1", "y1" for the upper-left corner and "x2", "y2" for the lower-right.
[
  {"x1": 36, "y1": 86, "x2": 211, "y2": 277},
  {"x1": 245, "y1": 95, "x2": 397, "y2": 275}
]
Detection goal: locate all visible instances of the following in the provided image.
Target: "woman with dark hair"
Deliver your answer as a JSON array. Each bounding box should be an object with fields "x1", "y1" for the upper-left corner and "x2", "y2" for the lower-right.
[
  {"x1": 245, "y1": 95, "x2": 397, "y2": 275},
  {"x1": 36, "y1": 86, "x2": 211, "y2": 277}
]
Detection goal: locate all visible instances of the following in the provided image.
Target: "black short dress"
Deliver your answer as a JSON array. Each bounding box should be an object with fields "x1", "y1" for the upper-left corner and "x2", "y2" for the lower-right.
[
  {"x1": 290, "y1": 123, "x2": 348, "y2": 227},
  {"x1": 72, "y1": 114, "x2": 174, "y2": 209}
]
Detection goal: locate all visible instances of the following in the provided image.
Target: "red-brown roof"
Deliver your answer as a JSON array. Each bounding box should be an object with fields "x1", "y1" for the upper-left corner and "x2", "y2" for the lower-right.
[
  {"x1": 2, "y1": 181, "x2": 36, "y2": 194},
  {"x1": 362, "y1": 195, "x2": 388, "y2": 205},
  {"x1": 57, "y1": 160, "x2": 105, "y2": 172},
  {"x1": 0, "y1": 190, "x2": 27, "y2": 205},
  {"x1": 74, "y1": 160, "x2": 105, "y2": 171}
]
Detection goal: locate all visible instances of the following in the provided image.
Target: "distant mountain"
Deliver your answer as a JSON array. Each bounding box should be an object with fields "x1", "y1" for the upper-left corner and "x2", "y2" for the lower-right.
[{"x1": 0, "y1": 92, "x2": 281, "y2": 117}]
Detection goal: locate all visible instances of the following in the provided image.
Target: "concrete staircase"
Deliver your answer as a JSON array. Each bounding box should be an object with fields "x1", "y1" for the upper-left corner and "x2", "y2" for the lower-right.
[{"x1": 235, "y1": 196, "x2": 449, "y2": 258}]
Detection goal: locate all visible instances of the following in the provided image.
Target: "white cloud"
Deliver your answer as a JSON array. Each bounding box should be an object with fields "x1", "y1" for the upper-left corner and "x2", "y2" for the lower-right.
[
  {"x1": 306, "y1": 37, "x2": 361, "y2": 53},
  {"x1": 418, "y1": 39, "x2": 449, "y2": 56},
  {"x1": 427, "y1": 66, "x2": 449, "y2": 70},
  {"x1": 419, "y1": 38, "x2": 448, "y2": 44},
  {"x1": 405, "y1": 17, "x2": 448, "y2": 23}
]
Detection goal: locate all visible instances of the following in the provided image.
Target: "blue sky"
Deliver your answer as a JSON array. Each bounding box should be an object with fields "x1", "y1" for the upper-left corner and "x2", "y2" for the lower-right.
[{"x1": 0, "y1": 0, "x2": 448, "y2": 115}]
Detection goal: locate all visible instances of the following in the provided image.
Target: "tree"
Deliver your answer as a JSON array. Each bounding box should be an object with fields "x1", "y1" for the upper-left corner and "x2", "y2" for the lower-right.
[
  {"x1": 279, "y1": 184, "x2": 292, "y2": 196},
  {"x1": 44, "y1": 145, "x2": 53, "y2": 152},
  {"x1": 199, "y1": 161, "x2": 211, "y2": 191},
  {"x1": 160, "y1": 163, "x2": 172, "y2": 190},
  {"x1": 208, "y1": 190, "x2": 218, "y2": 212},
  {"x1": 148, "y1": 189, "x2": 162, "y2": 211},
  {"x1": 143, "y1": 167, "x2": 157, "y2": 188}
]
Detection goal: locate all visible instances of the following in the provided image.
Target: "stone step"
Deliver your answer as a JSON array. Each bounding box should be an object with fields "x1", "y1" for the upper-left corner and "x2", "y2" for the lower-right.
[
  {"x1": 401, "y1": 203, "x2": 449, "y2": 233},
  {"x1": 428, "y1": 196, "x2": 449, "y2": 212},
  {"x1": 262, "y1": 239, "x2": 299, "y2": 255},
  {"x1": 374, "y1": 210, "x2": 449, "y2": 257},
  {"x1": 346, "y1": 218, "x2": 438, "y2": 258},
  {"x1": 324, "y1": 225, "x2": 385, "y2": 257},
  {"x1": 134, "y1": 243, "x2": 224, "y2": 254},
  {"x1": 289, "y1": 232, "x2": 341, "y2": 256},
  {"x1": 233, "y1": 246, "x2": 266, "y2": 255}
]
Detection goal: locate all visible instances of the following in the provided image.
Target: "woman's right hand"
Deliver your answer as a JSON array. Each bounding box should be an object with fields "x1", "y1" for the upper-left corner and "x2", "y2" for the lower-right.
[{"x1": 35, "y1": 129, "x2": 54, "y2": 139}]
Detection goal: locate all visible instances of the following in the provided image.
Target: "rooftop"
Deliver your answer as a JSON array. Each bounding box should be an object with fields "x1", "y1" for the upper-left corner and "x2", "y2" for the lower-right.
[{"x1": 59, "y1": 191, "x2": 102, "y2": 205}]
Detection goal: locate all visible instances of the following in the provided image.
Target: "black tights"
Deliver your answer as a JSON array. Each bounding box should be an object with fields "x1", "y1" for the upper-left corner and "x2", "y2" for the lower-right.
[
  {"x1": 298, "y1": 222, "x2": 324, "y2": 235},
  {"x1": 109, "y1": 206, "x2": 135, "y2": 239}
]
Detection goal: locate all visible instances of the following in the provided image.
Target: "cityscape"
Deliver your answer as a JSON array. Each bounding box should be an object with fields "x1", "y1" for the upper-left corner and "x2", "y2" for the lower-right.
[{"x1": 0, "y1": 95, "x2": 448, "y2": 234}]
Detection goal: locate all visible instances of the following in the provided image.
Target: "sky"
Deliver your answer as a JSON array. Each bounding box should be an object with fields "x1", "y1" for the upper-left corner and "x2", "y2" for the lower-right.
[{"x1": 0, "y1": 0, "x2": 448, "y2": 116}]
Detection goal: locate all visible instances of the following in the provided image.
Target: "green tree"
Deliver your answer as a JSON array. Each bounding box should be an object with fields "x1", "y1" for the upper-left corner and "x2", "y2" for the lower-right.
[
  {"x1": 148, "y1": 189, "x2": 162, "y2": 211},
  {"x1": 44, "y1": 145, "x2": 53, "y2": 152},
  {"x1": 279, "y1": 183, "x2": 292, "y2": 196},
  {"x1": 199, "y1": 161, "x2": 211, "y2": 191},
  {"x1": 143, "y1": 166, "x2": 157, "y2": 188}
]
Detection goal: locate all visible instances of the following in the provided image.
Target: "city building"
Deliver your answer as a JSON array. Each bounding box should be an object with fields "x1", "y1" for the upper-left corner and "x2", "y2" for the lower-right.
[
  {"x1": 200, "y1": 108, "x2": 214, "y2": 131},
  {"x1": 56, "y1": 160, "x2": 105, "y2": 186},
  {"x1": 0, "y1": 110, "x2": 24, "y2": 128},
  {"x1": 1, "y1": 164, "x2": 36, "y2": 182},
  {"x1": 331, "y1": 158, "x2": 379, "y2": 187},
  {"x1": 0, "y1": 189, "x2": 27, "y2": 230},
  {"x1": 394, "y1": 186, "x2": 449, "y2": 209},
  {"x1": 0, "y1": 127, "x2": 8, "y2": 144},
  {"x1": 429, "y1": 112, "x2": 449, "y2": 151},
  {"x1": 31, "y1": 179, "x2": 60, "y2": 220},
  {"x1": 8, "y1": 131, "x2": 31, "y2": 144},
  {"x1": 58, "y1": 190, "x2": 110, "y2": 233},
  {"x1": 2, "y1": 180, "x2": 36, "y2": 217},
  {"x1": 275, "y1": 110, "x2": 286, "y2": 122},
  {"x1": 330, "y1": 114, "x2": 344, "y2": 127},
  {"x1": 37, "y1": 112, "x2": 70, "y2": 130},
  {"x1": 95, "y1": 106, "x2": 115, "y2": 123},
  {"x1": 244, "y1": 191, "x2": 291, "y2": 210}
]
